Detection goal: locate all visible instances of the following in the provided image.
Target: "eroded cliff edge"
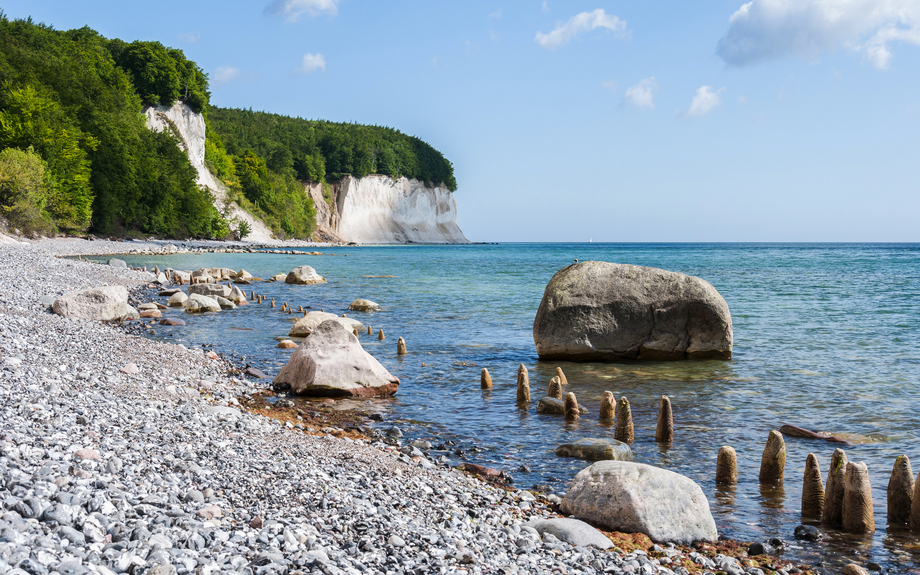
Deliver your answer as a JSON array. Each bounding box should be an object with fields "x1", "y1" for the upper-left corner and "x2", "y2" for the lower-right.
[{"x1": 308, "y1": 176, "x2": 468, "y2": 244}]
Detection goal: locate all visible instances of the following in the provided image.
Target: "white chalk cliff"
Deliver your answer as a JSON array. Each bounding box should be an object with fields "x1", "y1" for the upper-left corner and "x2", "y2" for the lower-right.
[
  {"x1": 144, "y1": 103, "x2": 277, "y2": 243},
  {"x1": 146, "y1": 103, "x2": 468, "y2": 244},
  {"x1": 308, "y1": 175, "x2": 468, "y2": 244}
]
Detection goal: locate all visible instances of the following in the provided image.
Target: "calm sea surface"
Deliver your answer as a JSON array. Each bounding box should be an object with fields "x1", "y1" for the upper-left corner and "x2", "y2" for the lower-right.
[{"x1": 107, "y1": 243, "x2": 920, "y2": 571}]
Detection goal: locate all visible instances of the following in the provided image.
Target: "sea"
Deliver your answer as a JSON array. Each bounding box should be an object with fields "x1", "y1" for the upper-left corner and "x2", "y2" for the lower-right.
[{"x1": 100, "y1": 243, "x2": 920, "y2": 571}]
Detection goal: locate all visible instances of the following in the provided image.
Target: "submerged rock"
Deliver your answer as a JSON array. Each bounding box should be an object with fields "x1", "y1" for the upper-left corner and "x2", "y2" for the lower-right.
[
  {"x1": 272, "y1": 320, "x2": 399, "y2": 397},
  {"x1": 536, "y1": 396, "x2": 587, "y2": 415},
  {"x1": 533, "y1": 261, "x2": 733, "y2": 361},
  {"x1": 289, "y1": 311, "x2": 363, "y2": 337},
  {"x1": 555, "y1": 438, "x2": 631, "y2": 461},
  {"x1": 184, "y1": 294, "x2": 221, "y2": 314}
]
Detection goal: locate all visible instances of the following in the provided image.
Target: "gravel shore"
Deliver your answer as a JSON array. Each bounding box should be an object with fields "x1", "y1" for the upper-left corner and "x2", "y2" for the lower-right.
[{"x1": 0, "y1": 238, "x2": 805, "y2": 575}]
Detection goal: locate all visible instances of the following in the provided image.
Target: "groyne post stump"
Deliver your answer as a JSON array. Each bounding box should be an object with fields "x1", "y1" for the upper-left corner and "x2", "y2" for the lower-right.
[
  {"x1": 397, "y1": 337, "x2": 407, "y2": 355},
  {"x1": 843, "y1": 461, "x2": 875, "y2": 534},
  {"x1": 367, "y1": 326, "x2": 372, "y2": 335},
  {"x1": 599, "y1": 391, "x2": 615, "y2": 420},
  {"x1": 716, "y1": 446, "x2": 738, "y2": 485},
  {"x1": 555, "y1": 367, "x2": 568, "y2": 387},
  {"x1": 823, "y1": 448, "x2": 848, "y2": 527},
  {"x1": 759, "y1": 430, "x2": 786, "y2": 484},
  {"x1": 655, "y1": 395, "x2": 673, "y2": 443},
  {"x1": 547, "y1": 376, "x2": 562, "y2": 399},
  {"x1": 564, "y1": 392, "x2": 579, "y2": 422},
  {"x1": 802, "y1": 453, "x2": 825, "y2": 519},
  {"x1": 378, "y1": 329, "x2": 385, "y2": 340},
  {"x1": 888, "y1": 455, "x2": 914, "y2": 525},
  {"x1": 516, "y1": 364, "x2": 531, "y2": 402},
  {"x1": 480, "y1": 368, "x2": 492, "y2": 390},
  {"x1": 614, "y1": 397, "x2": 634, "y2": 443}
]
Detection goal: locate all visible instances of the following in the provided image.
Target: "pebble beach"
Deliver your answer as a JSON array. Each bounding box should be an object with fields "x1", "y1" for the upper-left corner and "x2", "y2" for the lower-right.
[{"x1": 0, "y1": 238, "x2": 813, "y2": 575}]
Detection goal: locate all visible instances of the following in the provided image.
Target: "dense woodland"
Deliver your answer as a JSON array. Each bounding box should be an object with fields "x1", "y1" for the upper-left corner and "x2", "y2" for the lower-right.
[{"x1": 0, "y1": 14, "x2": 457, "y2": 239}]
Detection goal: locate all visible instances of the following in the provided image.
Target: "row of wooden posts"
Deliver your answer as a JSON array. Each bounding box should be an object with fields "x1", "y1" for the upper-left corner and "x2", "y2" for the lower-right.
[
  {"x1": 721, "y1": 431, "x2": 917, "y2": 535},
  {"x1": 478, "y1": 364, "x2": 675, "y2": 443}
]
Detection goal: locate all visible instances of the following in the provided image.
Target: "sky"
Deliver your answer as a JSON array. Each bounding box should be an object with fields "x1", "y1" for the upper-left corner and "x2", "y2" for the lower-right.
[{"x1": 4, "y1": 0, "x2": 920, "y2": 242}]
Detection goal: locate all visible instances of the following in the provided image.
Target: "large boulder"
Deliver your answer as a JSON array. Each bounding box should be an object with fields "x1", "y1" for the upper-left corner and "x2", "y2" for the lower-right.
[
  {"x1": 184, "y1": 294, "x2": 221, "y2": 314},
  {"x1": 272, "y1": 320, "x2": 399, "y2": 397},
  {"x1": 168, "y1": 292, "x2": 188, "y2": 307},
  {"x1": 52, "y1": 286, "x2": 132, "y2": 321},
  {"x1": 289, "y1": 311, "x2": 364, "y2": 337},
  {"x1": 349, "y1": 299, "x2": 381, "y2": 312},
  {"x1": 533, "y1": 262, "x2": 732, "y2": 361},
  {"x1": 555, "y1": 438, "x2": 631, "y2": 461},
  {"x1": 285, "y1": 265, "x2": 326, "y2": 285},
  {"x1": 560, "y1": 461, "x2": 718, "y2": 545},
  {"x1": 188, "y1": 283, "x2": 232, "y2": 299}
]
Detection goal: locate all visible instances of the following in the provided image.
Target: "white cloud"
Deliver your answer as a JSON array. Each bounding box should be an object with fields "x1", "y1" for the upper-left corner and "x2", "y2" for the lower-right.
[
  {"x1": 684, "y1": 86, "x2": 726, "y2": 118},
  {"x1": 294, "y1": 53, "x2": 326, "y2": 75},
  {"x1": 717, "y1": 0, "x2": 920, "y2": 69},
  {"x1": 488, "y1": 10, "x2": 502, "y2": 21},
  {"x1": 535, "y1": 8, "x2": 626, "y2": 49},
  {"x1": 178, "y1": 31, "x2": 199, "y2": 44},
  {"x1": 264, "y1": 0, "x2": 339, "y2": 22},
  {"x1": 211, "y1": 66, "x2": 240, "y2": 87},
  {"x1": 622, "y1": 77, "x2": 658, "y2": 109}
]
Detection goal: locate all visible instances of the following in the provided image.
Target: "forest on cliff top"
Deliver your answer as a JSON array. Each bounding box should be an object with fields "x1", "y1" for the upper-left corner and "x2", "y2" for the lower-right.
[{"x1": 0, "y1": 14, "x2": 456, "y2": 239}]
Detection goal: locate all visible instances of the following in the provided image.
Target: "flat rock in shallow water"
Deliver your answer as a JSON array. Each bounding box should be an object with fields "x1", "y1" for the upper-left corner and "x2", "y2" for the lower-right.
[
  {"x1": 348, "y1": 299, "x2": 381, "y2": 312},
  {"x1": 285, "y1": 265, "x2": 326, "y2": 285},
  {"x1": 537, "y1": 396, "x2": 587, "y2": 415},
  {"x1": 184, "y1": 294, "x2": 220, "y2": 314},
  {"x1": 555, "y1": 438, "x2": 631, "y2": 461}
]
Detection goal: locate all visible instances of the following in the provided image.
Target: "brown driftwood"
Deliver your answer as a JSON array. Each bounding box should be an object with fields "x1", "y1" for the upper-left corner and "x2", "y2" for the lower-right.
[{"x1": 780, "y1": 424, "x2": 852, "y2": 446}]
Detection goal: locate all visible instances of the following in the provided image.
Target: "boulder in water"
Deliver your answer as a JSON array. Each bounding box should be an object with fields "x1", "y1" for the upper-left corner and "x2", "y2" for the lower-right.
[
  {"x1": 555, "y1": 438, "x2": 631, "y2": 461},
  {"x1": 536, "y1": 397, "x2": 587, "y2": 415},
  {"x1": 168, "y1": 292, "x2": 188, "y2": 307},
  {"x1": 272, "y1": 320, "x2": 399, "y2": 397},
  {"x1": 188, "y1": 283, "x2": 231, "y2": 299},
  {"x1": 185, "y1": 294, "x2": 221, "y2": 314},
  {"x1": 52, "y1": 286, "x2": 133, "y2": 321},
  {"x1": 533, "y1": 261, "x2": 732, "y2": 361},
  {"x1": 560, "y1": 460, "x2": 718, "y2": 544},
  {"x1": 285, "y1": 265, "x2": 326, "y2": 285},
  {"x1": 289, "y1": 311, "x2": 363, "y2": 337},
  {"x1": 349, "y1": 299, "x2": 382, "y2": 312}
]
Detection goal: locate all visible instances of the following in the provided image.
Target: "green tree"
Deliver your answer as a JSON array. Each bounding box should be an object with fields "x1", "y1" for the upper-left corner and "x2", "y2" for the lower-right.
[
  {"x1": 0, "y1": 147, "x2": 56, "y2": 236},
  {"x1": 115, "y1": 41, "x2": 181, "y2": 107}
]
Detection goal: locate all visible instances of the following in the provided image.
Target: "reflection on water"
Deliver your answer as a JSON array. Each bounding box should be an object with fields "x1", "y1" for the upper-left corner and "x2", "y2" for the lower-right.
[{"x1": 106, "y1": 243, "x2": 920, "y2": 571}]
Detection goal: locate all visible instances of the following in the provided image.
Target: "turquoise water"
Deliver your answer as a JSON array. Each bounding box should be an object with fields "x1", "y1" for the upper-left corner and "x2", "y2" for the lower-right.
[{"x1": 111, "y1": 243, "x2": 920, "y2": 570}]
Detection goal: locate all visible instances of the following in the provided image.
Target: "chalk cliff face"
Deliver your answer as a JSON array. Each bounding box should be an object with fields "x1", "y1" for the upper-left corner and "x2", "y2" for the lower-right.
[
  {"x1": 309, "y1": 175, "x2": 468, "y2": 244},
  {"x1": 147, "y1": 103, "x2": 467, "y2": 244},
  {"x1": 144, "y1": 103, "x2": 277, "y2": 243}
]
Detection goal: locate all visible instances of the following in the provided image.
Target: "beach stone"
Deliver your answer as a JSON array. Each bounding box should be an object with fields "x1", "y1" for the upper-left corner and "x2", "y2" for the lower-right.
[
  {"x1": 555, "y1": 438, "x2": 631, "y2": 461},
  {"x1": 52, "y1": 286, "x2": 133, "y2": 321},
  {"x1": 560, "y1": 460, "x2": 718, "y2": 544},
  {"x1": 272, "y1": 319, "x2": 400, "y2": 397},
  {"x1": 527, "y1": 518, "x2": 613, "y2": 549},
  {"x1": 793, "y1": 525, "x2": 824, "y2": 541},
  {"x1": 349, "y1": 299, "x2": 381, "y2": 312},
  {"x1": 184, "y1": 294, "x2": 221, "y2": 314},
  {"x1": 196, "y1": 505, "x2": 223, "y2": 520},
  {"x1": 842, "y1": 564, "x2": 870, "y2": 575},
  {"x1": 277, "y1": 340, "x2": 297, "y2": 349},
  {"x1": 107, "y1": 258, "x2": 127, "y2": 268},
  {"x1": 536, "y1": 396, "x2": 586, "y2": 415},
  {"x1": 167, "y1": 292, "x2": 188, "y2": 307},
  {"x1": 158, "y1": 288, "x2": 181, "y2": 296},
  {"x1": 289, "y1": 311, "x2": 363, "y2": 337},
  {"x1": 188, "y1": 283, "x2": 231, "y2": 299},
  {"x1": 137, "y1": 303, "x2": 159, "y2": 310},
  {"x1": 533, "y1": 261, "x2": 733, "y2": 361},
  {"x1": 270, "y1": 273, "x2": 286, "y2": 282},
  {"x1": 285, "y1": 265, "x2": 326, "y2": 285},
  {"x1": 119, "y1": 363, "x2": 140, "y2": 375},
  {"x1": 159, "y1": 318, "x2": 185, "y2": 326},
  {"x1": 139, "y1": 309, "x2": 161, "y2": 318}
]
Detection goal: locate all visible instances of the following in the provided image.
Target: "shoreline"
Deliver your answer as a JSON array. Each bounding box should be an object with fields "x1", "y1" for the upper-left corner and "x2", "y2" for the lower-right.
[{"x1": 0, "y1": 238, "x2": 814, "y2": 575}]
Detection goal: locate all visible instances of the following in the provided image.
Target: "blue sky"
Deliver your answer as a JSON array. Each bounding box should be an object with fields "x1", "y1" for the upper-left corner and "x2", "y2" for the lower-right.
[{"x1": 5, "y1": 0, "x2": 920, "y2": 241}]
